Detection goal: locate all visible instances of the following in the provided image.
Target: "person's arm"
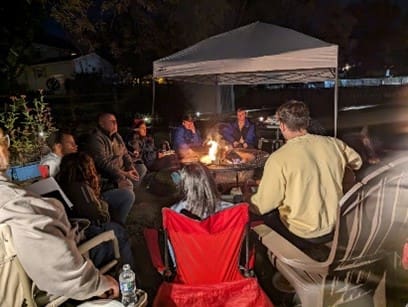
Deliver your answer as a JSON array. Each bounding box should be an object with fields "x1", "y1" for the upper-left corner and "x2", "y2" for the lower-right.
[
  {"x1": 87, "y1": 134, "x2": 124, "y2": 181},
  {"x1": 3, "y1": 196, "x2": 115, "y2": 300},
  {"x1": 116, "y1": 134, "x2": 135, "y2": 171},
  {"x1": 244, "y1": 121, "x2": 257, "y2": 148},
  {"x1": 173, "y1": 126, "x2": 185, "y2": 151},
  {"x1": 190, "y1": 128, "x2": 202, "y2": 146},
  {"x1": 250, "y1": 157, "x2": 286, "y2": 215},
  {"x1": 220, "y1": 123, "x2": 235, "y2": 145},
  {"x1": 340, "y1": 139, "x2": 363, "y2": 170}
]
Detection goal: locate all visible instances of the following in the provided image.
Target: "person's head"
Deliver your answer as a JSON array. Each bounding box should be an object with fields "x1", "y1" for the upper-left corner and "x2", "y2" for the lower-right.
[
  {"x1": 275, "y1": 100, "x2": 310, "y2": 139},
  {"x1": 181, "y1": 114, "x2": 195, "y2": 130},
  {"x1": 179, "y1": 162, "x2": 221, "y2": 219},
  {"x1": 132, "y1": 119, "x2": 147, "y2": 137},
  {"x1": 98, "y1": 113, "x2": 118, "y2": 136},
  {"x1": 236, "y1": 108, "x2": 247, "y2": 123},
  {"x1": 0, "y1": 128, "x2": 10, "y2": 172},
  {"x1": 58, "y1": 152, "x2": 100, "y2": 196},
  {"x1": 47, "y1": 131, "x2": 78, "y2": 156}
]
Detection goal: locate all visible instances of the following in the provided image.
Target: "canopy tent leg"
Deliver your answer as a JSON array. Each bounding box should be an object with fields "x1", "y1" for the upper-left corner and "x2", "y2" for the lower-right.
[
  {"x1": 152, "y1": 79, "x2": 156, "y2": 122},
  {"x1": 216, "y1": 84, "x2": 222, "y2": 114},
  {"x1": 334, "y1": 67, "x2": 338, "y2": 137}
]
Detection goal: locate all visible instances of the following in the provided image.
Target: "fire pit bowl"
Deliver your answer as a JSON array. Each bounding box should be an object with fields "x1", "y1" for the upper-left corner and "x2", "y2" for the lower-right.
[{"x1": 204, "y1": 148, "x2": 269, "y2": 186}]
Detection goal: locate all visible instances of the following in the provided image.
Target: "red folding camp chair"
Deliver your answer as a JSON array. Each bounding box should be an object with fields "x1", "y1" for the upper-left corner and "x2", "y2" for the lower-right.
[{"x1": 147, "y1": 203, "x2": 273, "y2": 307}]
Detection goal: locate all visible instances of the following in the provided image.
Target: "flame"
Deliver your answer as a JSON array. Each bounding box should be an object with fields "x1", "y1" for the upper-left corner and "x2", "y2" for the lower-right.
[
  {"x1": 208, "y1": 140, "x2": 218, "y2": 162},
  {"x1": 199, "y1": 139, "x2": 219, "y2": 165}
]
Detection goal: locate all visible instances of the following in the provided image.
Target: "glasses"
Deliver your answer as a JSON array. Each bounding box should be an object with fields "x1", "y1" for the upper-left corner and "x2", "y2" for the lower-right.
[{"x1": 0, "y1": 134, "x2": 10, "y2": 148}]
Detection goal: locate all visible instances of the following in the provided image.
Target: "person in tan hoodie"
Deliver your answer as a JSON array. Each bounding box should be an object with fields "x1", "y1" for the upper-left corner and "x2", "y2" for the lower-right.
[{"x1": 0, "y1": 127, "x2": 119, "y2": 303}]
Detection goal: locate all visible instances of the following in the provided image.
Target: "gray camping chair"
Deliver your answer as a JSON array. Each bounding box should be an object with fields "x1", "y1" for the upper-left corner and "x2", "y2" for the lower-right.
[{"x1": 253, "y1": 155, "x2": 408, "y2": 307}]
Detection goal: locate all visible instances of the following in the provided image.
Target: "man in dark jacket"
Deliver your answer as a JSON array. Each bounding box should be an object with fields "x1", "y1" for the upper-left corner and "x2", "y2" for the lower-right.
[{"x1": 86, "y1": 112, "x2": 139, "y2": 190}]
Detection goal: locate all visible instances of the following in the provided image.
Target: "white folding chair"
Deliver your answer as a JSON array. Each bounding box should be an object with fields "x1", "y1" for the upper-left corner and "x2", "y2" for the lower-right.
[
  {"x1": 23, "y1": 178, "x2": 121, "y2": 306},
  {"x1": 26, "y1": 177, "x2": 74, "y2": 212},
  {"x1": 1, "y1": 223, "x2": 120, "y2": 307}
]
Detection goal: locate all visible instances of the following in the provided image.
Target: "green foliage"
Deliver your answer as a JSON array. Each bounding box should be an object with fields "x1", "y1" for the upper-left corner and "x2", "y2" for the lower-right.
[{"x1": 0, "y1": 94, "x2": 57, "y2": 165}]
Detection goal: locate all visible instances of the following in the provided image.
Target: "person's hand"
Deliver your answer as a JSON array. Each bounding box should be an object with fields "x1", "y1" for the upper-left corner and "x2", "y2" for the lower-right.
[
  {"x1": 118, "y1": 178, "x2": 133, "y2": 189},
  {"x1": 99, "y1": 275, "x2": 119, "y2": 299},
  {"x1": 368, "y1": 157, "x2": 380, "y2": 165},
  {"x1": 243, "y1": 142, "x2": 248, "y2": 149},
  {"x1": 132, "y1": 150, "x2": 140, "y2": 158},
  {"x1": 233, "y1": 141, "x2": 239, "y2": 148},
  {"x1": 157, "y1": 151, "x2": 165, "y2": 159},
  {"x1": 126, "y1": 169, "x2": 139, "y2": 181},
  {"x1": 188, "y1": 122, "x2": 196, "y2": 134}
]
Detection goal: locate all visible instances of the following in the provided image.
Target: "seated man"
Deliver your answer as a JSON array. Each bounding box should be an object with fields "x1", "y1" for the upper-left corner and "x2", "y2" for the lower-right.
[
  {"x1": 0, "y1": 128, "x2": 118, "y2": 302},
  {"x1": 40, "y1": 130, "x2": 78, "y2": 176},
  {"x1": 247, "y1": 100, "x2": 362, "y2": 251},
  {"x1": 86, "y1": 112, "x2": 139, "y2": 190},
  {"x1": 221, "y1": 108, "x2": 257, "y2": 149},
  {"x1": 173, "y1": 114, "x2": 202, "y2": 159}
]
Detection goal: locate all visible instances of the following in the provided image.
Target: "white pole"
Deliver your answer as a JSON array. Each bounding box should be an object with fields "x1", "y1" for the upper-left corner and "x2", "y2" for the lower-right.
[
  {"x1": 334, "y1": 67, "x2": 338, "y2": 137},
  {"x1": 151, "y1": 79, "x2": 156, "y2": 118}
]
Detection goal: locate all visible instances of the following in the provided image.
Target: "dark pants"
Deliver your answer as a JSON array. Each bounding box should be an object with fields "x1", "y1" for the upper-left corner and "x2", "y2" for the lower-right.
[
  {"x1": 87, "y1": 221, "x2": 135, "y2": 271},
  {"x1": 260, "y1": 209, "x2": 332, "y2": 261},
  {"x1": 102, "y1": 188, "x2": 135, "y2": 225}
]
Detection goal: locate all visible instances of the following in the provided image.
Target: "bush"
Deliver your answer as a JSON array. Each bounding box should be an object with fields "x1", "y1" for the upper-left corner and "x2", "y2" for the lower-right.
[{"x1": 0, "y1": 94, "x2": 57, "y2": 165}]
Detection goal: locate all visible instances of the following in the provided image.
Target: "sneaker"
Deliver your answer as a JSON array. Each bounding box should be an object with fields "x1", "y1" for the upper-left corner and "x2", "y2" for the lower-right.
[{"x1": 272, "y1": 272, "x2": 295, "y2": 293}]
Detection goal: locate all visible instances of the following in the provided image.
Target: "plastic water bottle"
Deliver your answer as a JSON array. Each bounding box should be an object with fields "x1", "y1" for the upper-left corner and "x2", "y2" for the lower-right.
[{"x1": 119, "y1": 264, "x2": 138, "y2": 307}]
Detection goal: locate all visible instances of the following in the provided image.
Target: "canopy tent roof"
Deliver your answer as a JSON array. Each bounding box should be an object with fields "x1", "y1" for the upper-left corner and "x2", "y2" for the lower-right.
[{"x1": 153, "y1": 21, "x2": 338, "y2": 85}]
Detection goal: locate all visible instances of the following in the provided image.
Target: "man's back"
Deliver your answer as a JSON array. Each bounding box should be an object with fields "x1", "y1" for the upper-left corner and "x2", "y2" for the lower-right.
[{"x1": 252, "y1": 133, "x2": 362, "y2": 238}]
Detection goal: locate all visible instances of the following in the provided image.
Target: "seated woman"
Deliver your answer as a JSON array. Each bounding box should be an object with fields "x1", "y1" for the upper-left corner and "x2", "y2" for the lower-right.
[
  {"x1": 58, "y1": 152, "x2": 134, "y2": 225},
  {"x1": 57, "y1": 152, "x2": 135, "y2": 268},
  {"x1": 126, "y1": 119, "x2": 179, "y2": 173},
  {"x1": 172, "y1": 162, "x2": 232, "y2": 220}
]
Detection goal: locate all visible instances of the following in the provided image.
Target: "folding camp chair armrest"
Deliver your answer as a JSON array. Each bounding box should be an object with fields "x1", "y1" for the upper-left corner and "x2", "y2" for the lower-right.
[
  {"x1": 252, "y1": 224, "x2": 330, "y2": 273},
  {"x1": 45, "y1": 231, "x2": 120, "y2": 307},
  {"x1": 78, "y1": 230, "x2": 120, "y2": 260}
]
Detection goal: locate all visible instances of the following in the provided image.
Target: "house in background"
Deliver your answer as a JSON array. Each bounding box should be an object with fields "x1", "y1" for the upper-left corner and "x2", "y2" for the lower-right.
[{"x1": 18, "y1": 47, "x2": 114, "y2": 94}]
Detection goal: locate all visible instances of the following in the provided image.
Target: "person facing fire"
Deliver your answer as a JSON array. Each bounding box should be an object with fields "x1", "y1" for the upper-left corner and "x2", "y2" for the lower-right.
[{"x1": 221, "y1": 108, "x2": 257, "y2": 149}]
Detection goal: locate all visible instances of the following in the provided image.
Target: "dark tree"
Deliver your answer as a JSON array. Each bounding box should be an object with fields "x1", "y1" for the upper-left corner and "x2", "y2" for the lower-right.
[{"x1": 0, "y1": 0, "x2": 47, "y2": 93}]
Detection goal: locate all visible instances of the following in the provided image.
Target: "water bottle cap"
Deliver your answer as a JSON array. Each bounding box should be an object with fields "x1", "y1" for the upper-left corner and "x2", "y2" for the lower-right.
[{"x1": 122, "y1": 264, "x2": 130, "y2": 270}]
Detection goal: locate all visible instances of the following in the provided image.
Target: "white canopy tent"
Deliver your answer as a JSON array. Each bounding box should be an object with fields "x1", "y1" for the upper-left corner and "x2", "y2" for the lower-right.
[{"x1": 153, "y1": 21, "x2": 339, "y2": 135}]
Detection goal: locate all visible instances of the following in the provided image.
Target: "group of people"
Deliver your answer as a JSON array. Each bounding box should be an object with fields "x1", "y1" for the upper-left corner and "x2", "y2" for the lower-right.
[
  {"x1": 0, "y1": 99, "x2": 365, "y2": 305},
  {"x1": 172, "y1": 108, "x2": 257, "y2": 161},
  {"x1": 0, "y1": 127, "x2": 120, "y2": 302},
  {"x1": 170, "y1": 100, "x2": 362, "y2": 257}
]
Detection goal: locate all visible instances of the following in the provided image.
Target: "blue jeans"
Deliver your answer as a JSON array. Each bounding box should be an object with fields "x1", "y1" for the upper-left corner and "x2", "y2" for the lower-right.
[
  {"x1": 135, "y1": 162, "x2": 148, "y2": 182},
  {"x1": 87, "y1": 222, "x2": 135, "y2": 270},
  {"x1": 102, "y1": 188, "x2": 135, "y2": 224}
]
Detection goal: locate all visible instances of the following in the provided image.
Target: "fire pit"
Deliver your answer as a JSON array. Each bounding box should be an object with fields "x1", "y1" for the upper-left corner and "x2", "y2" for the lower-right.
[{"x1": 200, "y1": 148, "x2": 269, "y2": 187}]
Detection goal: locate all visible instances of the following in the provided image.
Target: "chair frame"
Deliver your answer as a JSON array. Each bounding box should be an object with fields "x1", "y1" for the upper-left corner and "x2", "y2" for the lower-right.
[
  {"x1": 21, "y1": 177, "x2": 121, "y2": 306},
  {"x1": 253, "y1": 155, "x2": 408, "y2": 307},
  {"x1": 26, "y1": 177, "x2": 74, "y2": 211},
  {"x1": 0, "y1": 223, "x2": 120, "y2": 307}
]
